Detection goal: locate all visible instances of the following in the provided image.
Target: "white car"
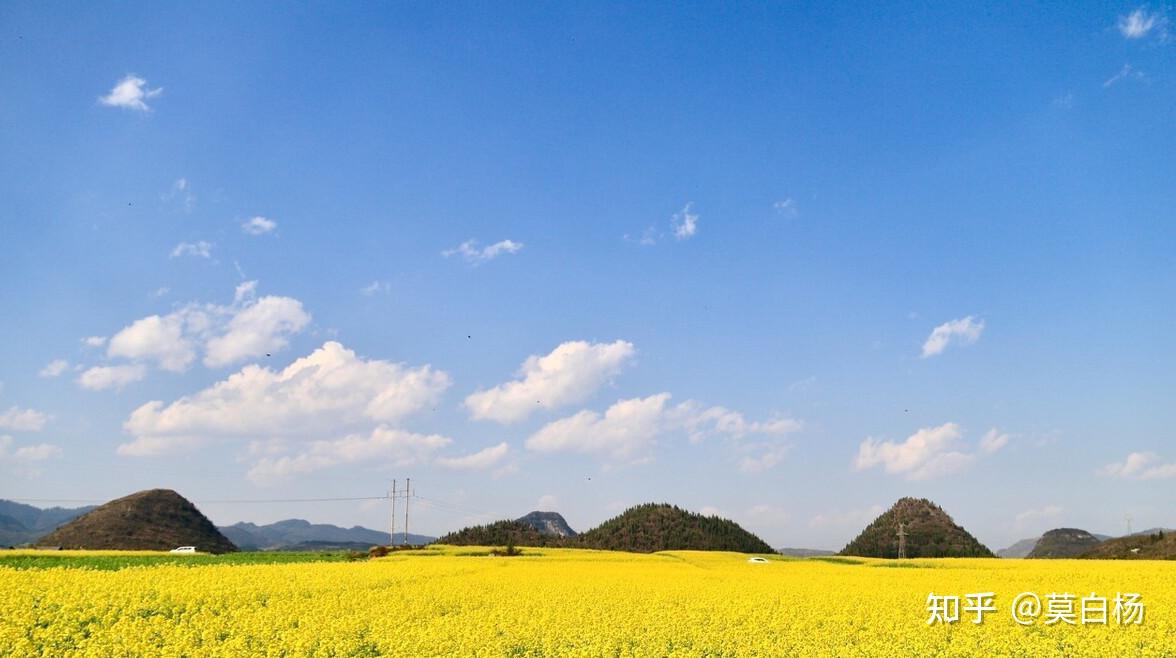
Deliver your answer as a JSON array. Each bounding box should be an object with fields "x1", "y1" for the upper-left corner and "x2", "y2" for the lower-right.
[
  {"x1": 169, "y1": 546, "x2": 197, "y2": 554},
  {"x1": 747, "y1": 556, "x2": 770, "y2": 564}
]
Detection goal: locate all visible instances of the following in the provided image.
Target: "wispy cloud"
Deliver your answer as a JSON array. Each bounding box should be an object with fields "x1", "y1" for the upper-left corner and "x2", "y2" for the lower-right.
[
  {"x1": 162, "y1": 178, "x2": 195, "y2": 212},
  {"x1": 360, "y1": 280, "x2": 390, "y2": 296},
  {"x1": 99, "y1": 75, "x2": 162, "y2": 111},
  {"x1": 1103, "y1": 64, "x2": 1146, "y2": 88},
  {"x1": 1100, "y1": 452, "x2": 1176, "y2": 479},
  {"x1": 672, "y1": 203, "x2": 699, "y2": 240},
  {"x1": 170, "y1": 241, "x2": 213, "y2": 259},
  {"x1": 242, "y1": 216, "x2": 277, "y2": 235},
  {"x1": 436, "y1": 442, "x2": 510, "y2": 470},
  {"x1": 38, "y1": 359, "x2": 69, "y2": 378},
  {"x1": 442, "y1": 239, "x2": 524, "y2": 264},
  {"x1": 76, "y1": 364, "x2": 148, "y2": 391},
  {"x1": 773, "y1": 198, "x2": 799, "y2": 218},
  {"x1": 1117, "y1": 7, "x2": 1168, "y2": 40},
  {"x1": 920, "y1": 316, "x2": 984, "y2": 358}
]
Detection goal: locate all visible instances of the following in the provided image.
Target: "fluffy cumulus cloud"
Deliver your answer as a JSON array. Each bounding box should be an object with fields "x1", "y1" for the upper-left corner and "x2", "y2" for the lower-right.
[
  {"x1": 1118, "y1": 7, "x2": 1168, "y2": 40},
  {"x1": 39, "y1": 359, "x2": 69, "y2": 378},
  {"x1": 920, "y1": 316, "x2": 984, "y2": 358},
  {"x1": 0, "y1": 407, "x2": 50, "y2": 432},
  {"x1": 525, "y1": 393, "x2": 800, "y2": 468},
  {"x1": 92, "y1": 284, "x2": 311, "y2": 383},
  {"x1": 1100, "y1": 452, "x2": 1176, "y2": 480},
  {"x1": 855, "y1": 423, "x2": 973, "y2": 480},
  {"x1": 118, "y1": 341, "x2": 450, "y2": 456},
  {"x1": 247, "y1": 426, "x2": 451, "y2": 485},
  {"x1": 465, "y1": 340, "x2": 636, "y2": 423},
  {"x1": 107, "y1": 313, "x2": 197, "y2": 371},
  {"x1": 435, "y1": 442, "x2": 510, "y2": 470},
  {"x1": 203, "y1": 296, "x2": 310, "y2": 367},
  {"x1": 99, "y1": 75, "x2": 162, "y2": 111},
  {"x1": 0, "y1": 435, "x2": 62, "y2": 464},
  {"x1": 442, "y1": 239, "x2": 524, "y2": 264},
  {"x1": 527, "y1": 393, "x2": 671, "y2": 459},
  {"x1": 671, "y1": 203, "x2": 698, "y2": 240},
  {"x1": 77, "y1": 364, "x2": 148, "y2": 391},
  {"x1": 242, "y1": 216, "x2": 277, "y2": 235}
]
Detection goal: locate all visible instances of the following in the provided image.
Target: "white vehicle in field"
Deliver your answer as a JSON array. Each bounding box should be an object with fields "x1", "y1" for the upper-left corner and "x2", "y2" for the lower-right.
[
  {"x1": 747, "y1": 556, "x2": 770, "y2": 564},
  {"x1": 170, "y1": 546, "x2": 197, "y2": 554}
]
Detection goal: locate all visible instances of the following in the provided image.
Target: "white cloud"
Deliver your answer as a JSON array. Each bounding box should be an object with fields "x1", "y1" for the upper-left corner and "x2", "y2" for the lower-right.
[
  {"x1": 39, "y1": 359, "x2": 69, "y2": 378},
  {"x1": 773, "y1": 198, "x2": 798, "y2": 218},
  {"x1": 0, "y1": 435, "x2": 62, "y2": 463},
  {"x1": 920, "y1": 316, "x2": 984, "y2": 358},
  {"x1": 83, "y1": 336, "x2": 107, "y2": 348},
  {"x1": 809, "y1": 505, "x2": 884, "y2": 529},
  {"x1": 1103, "y1": 63, "x2": 1146, "y2": 88},
  {"x1": 107, "y1": 313, "x2": 196, "y2": 372},
  {"x1": 671, "y1": 203, "x2": 698, "y2": 240},
  {"x1": 978, "y1": 428, "x2": 1010, "y2": 454},
  {"x1": 854, "y1": 422, "x2": 974, "y2": 480},
  {"x1": 526, "y1": 393, "x2": 671, "y2": 459},
  {"x1": 1015, "y1": 505, "x2": 1064, "y2": 526},
  {"x1": 203, "y1": 296, "x2": 310, "y2": 367},
  {"x1": 526, "y1": 393, "x2": 799, "y2": 468},
  {"x1": 0, "y1": 407, "x2": 50, "y2": 432},
  {"x1": 98, "y1": 285, "x2": 311, "y2": 376},
  {"x1": 163, "y1": 178, "x2": 195, "y2": 212},
  {"x1": 234, "y1": 280, "x2": 258, "y2": 304},
  {"x1": 170, "y1": 241, "x2": 213, "y2": 259},
  {"x1": 465, "y1": 340, "x2": 636, "y2": 423},
  {"x1": 247, "y1": 426, "x2": 451, "y2": 485},
  {"x1": 118, "y1": 341, "x2": 450, "y2": 456},
  {"x1": 242, "y1": 216, "x2": 277, "y2": 235},
  {"x1": 442, "y1": 239, "x2": 524, "y2": 264},
  {"x1": 1118, "y1": 7, "x2": 1168, "y2": 39},
  {"x1": 360, "y1": 280, "x2": 390, "y2": 296},
  {"x1": 1100, "y1": 452, "x2": 1176, "y2": 480},
  {"x1": 99, "y1": 75, "x2": 162, "y2": 111},
  {"x1": 537, "y1": 494, "x2": 559, "y2": 511},
  {"x1": 77, "y1": 364, "x2": 148, "y2": 391},
  {"x1": 436, "y1": 442, "x2": 510, "y2": 470}
]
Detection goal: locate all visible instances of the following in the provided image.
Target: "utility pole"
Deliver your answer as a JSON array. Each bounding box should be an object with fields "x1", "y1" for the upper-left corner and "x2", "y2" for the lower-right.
[
  {"x1": 1126, "y1": 514, "x2": 1133, "y2": 536},
  {"x1": 897, "y1": 522, "x2": 908, "y2": 560},
  {"x1": 403, "y1": 478, "x2": 411, "y2": 546},
  {"x1": 389, "y1": 480, "x2": 397, "y2": 547}
]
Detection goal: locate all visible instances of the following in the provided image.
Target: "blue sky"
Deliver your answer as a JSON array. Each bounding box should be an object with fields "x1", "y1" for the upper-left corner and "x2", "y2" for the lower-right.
[{"x1": 1, "y1": 2, "x2": 1173, "y2": 549}]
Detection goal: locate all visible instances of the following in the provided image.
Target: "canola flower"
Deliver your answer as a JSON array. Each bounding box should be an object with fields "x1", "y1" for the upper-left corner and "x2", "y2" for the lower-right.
[{"x1": 1, "y1": 547, "x2": 1174, "y2": 657}]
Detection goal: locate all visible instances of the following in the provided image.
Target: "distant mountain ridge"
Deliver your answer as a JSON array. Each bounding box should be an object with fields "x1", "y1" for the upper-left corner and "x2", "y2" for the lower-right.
[
  {"x1": 0, "y1": 499, "x2": 95, "y2": 546},
  {"x1": 440, "y1": 504, "x2": 774, "y2": 554},
  {"x1": 220, "y1": 519, "x2": 434, "y2": 550}
]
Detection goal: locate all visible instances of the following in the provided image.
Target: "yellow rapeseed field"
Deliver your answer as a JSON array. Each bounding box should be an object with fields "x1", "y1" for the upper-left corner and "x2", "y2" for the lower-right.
[{"x1": 2, "y1": 547, "x2": 1174, "y2": 657}]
